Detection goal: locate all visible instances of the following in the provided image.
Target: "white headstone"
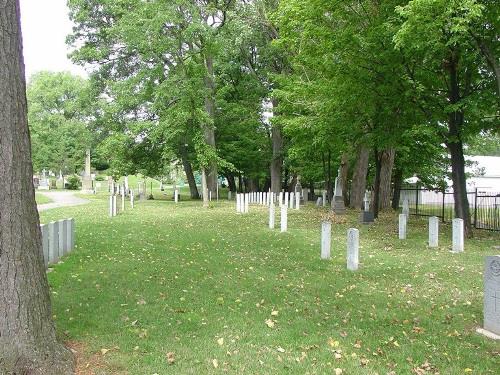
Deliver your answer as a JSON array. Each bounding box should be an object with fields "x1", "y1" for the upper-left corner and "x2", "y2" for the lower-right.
[
  {"x1": 58, "y1": 219, "x2": 67, "y2": 257},
  {"x1": 399, "y1": 214, "x2": 407, "y2": 240},
  {"x1": 269, "y1": 204, "x2": 275, "y2": 229},
  {"x1": 280, "y1": 205, "x2": 288, "y2": 232},
  {"x1": 295, "y1": 193, "x2": 300, "y2": 210},
  {"x1": 284, "y1": 192, "x2": 289, "y2": 208},
  {"x1": 429, "y1": 216, "x2": 439, "y2": 247},
  {"x1": 40, "y1": 224, "x2": 49, "y2": 267},
  {"x1": 279, "y1": 192, "x2": 283, "y2": 207},
  {"x1": 113, "y1": 195, "x2": 117, "y2": 216},
  {"x1": 289, "y1": 192, "x2": 294, "y2": 209},
  {"x1": 245, "y1": 193, "x2": 249, "y2": 213},
  {"x1": 109, "y1": 195, "x2": 114, "y2": 217},
  {"x1": 121, "y1": 192, "x2": 125, "y2": 211},
  {"x1": 321, "y1": 221, "x2": 331, "y2": 260},
  {"x1": 480, "y1": 255, "x2": 500, "y2": 338},
  {"x1": 67, "y1": 218, "x2": 75, "y2": 251},
  {"x1": 452, "y1": 218, "x2": 464, "y2": 253},
  {"x1": 322, "y1": 191, "x2": 327, "y2": 207},
  {"x1": 174, "y1": 189, "x2": 179, "y2": 203},
  {"x1": 347, "y1": 228, "x2": 359, "y2": 271},
  {"x1": 48, "y1": 221, "x2": 58, "y2": 264}
]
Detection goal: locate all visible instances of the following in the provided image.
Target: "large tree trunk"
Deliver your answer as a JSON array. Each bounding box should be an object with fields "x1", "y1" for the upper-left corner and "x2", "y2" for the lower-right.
[
  {"x1": 270, "y1": 99, "x2": 283, "y2": 194},
  {"x1": 340, "y1": 153, "x2": 349, "y2": 207},
  {"x1": 0, "y1": 1, "x2": 74, "y2": 373},
  {"x1": 179, "y1": 144, "x2": 199, "y2": 199},
  {"x1": 391, "y1": 167, "x2": 403, "y2": 210},
  {"x1": 201, "y1": 168, "x2": 209, "y2": 208},
  {"x1": 379, "y1": 148, "x2": 395, "y2": 210},
  {"x1": 446, "y1": 51, "x2": 472, "y2": 237},
  {"x1": 225, "y1": 173, "x2": 236, "y2": 192},
  {"x1": 372, "y1": 148, "x2": 382, "y2": 219},
  {"x1": 350, "y1": 145, "x2": 369, "y2": 209},
  {"x1": 203, "y1": 54, "x2": 218, "y2": 195}
]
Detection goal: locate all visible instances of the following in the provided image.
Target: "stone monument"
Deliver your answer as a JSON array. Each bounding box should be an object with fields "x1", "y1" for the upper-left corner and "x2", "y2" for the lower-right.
[
  {"x1": 332, "y1": 167, "x2": 345, "y2": 214},
  {"x1": 476, "y1": 256, "x2": 500, "y2": 340},
  {"x1": 38, "y1": 169, "x2": 50, "y2": 190},
  {"x1": 81, "y1": 149, "x2": 93, "y2": 193},
  {"x1": 359, "y1": 190, "x2": 374, "y2": 224}
]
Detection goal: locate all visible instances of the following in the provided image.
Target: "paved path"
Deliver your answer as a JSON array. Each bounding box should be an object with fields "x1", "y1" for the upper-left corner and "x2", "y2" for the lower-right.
[{"x1": 37, "y1": 191, "x2": 90, "y2": 212}]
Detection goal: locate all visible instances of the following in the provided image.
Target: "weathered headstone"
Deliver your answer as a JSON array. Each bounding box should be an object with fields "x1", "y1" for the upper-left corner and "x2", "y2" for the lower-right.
[
  {"x1": 58, "y1": 219, "x2": 67, "y2": 257},
  {"x1": 402, "y1": 199, "x2": 409, "y2": 219},
  {"x1": 228, "y1": 191, "x2": 232, "y2": 200},
  {"x1": 113, "y1": 195, "x2": 117, "y2": 216},
  {"x1": 295, "y1": 193, "x2": 300, "y2": 210},
  {"x1": 303, "y1": 188, "x2": 309, "y2": 202},
  {"x1": 321, "y1": 221, "x2": 331, "y2": 260},
  {"x1": 109, "y1": 195, "x2": 114, "y2": 217},
  {"x1": 130, "y1": 190, "x2": 134, "y2": 208},
  {"x1": 476, "y1": 256, "x2": 500, "y2": 339},
  {"x1": 399, "y1": 214, "x2": 407, "y2": 240},
  {"x1": 40, "y1": 224, "x2": 49, "y2": 266},
  {"x1": 244, "y1": 193, "x2": 249, "y2": 213},
  {"x1": 332, "y1": 167, "x2": 346, "y2": 214},
  {"x1": 67, "y1": 218, "x2": 75, "y2": 251},
  {"x1": 316, "y1": 197, "x2": 322, "y2": 206},
  {"x1": 289, "y1": 192, "x2": 294, "y2": 209},
  {"x1": 48, "y1": 221, "x2": 59, "y2": 264},
  {"x1": 81, "y1": 149, "x2": 93, "y2": 193},
  {"x1": 236, "y1": 194, "x2": 241, "y2": 213},
  {"x1": 347, "y1": 228, "x2": 359, "y2": 271},
  {"x1": 359, "y1": 190, "x2": 374, "y2": 224},
  {"x1": 279, "y1": 192, "x2": 283, "y2": 207},
  {"x1": 269, "y1": 204, "x2": 275, "y2": 229},
  {"x1": 429, "y1": 216, "x2": 439, "y2": 248},
  {"x1": 121, "y1": 192, "x2": 125, "y2": 211},
  {"x1": 322, "y1": 191, "x2": 327, "y2": 207},
  {"x1": 38, "y1": 168, "x2": 50, "y2": 190},
  {"x1": 174, "y1": 189, "x2": 179, "y2": 203},
  {"x1": 452, "y1": 218, "x2": 464, "y2": 253},
  {"x1": 280, "y1": 205, "x2": 288, "y2": 232}
]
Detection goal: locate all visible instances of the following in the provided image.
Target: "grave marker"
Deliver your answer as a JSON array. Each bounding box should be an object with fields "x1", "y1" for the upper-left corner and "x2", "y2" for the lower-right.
[
  {"x1": 477, "y1": 256, "x2": 500, "y2": 339},
  {"x1": 429, "y1": 216, "x2": 439, "y2": 247},
  {"x1": 321, "y1": 221, "x2": 331, "y2": 259},
  {"x1": 452, "y1": 218, "x2": 464, "y2": 252},
  {"x1": 347, "y1": 228, "x2": 359, "y2": 271},
  {"x1": 280, "y1": 205, "x2": 288, "y2": 232},
  {"x1": 399, "y1": 214, "x2": 407, "y2": 240}
]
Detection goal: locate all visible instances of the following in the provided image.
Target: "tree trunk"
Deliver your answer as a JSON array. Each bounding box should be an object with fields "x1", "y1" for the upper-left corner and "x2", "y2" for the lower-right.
[
  {"x1": 203, "y1": 53, "x2": 218, "y2": 195},
  {"x1": 372, "y1": 148, "x2": 382, "y2": 218},
  {"x1": 350, "y1": 145, "x2": 369, "y2": 209},
  {"x1": 327, "y1": 150, "x2": 332, "y2": 203},
  {"x1": 309, "y1": 181, "x2": 315, "y2": 200},
  {"x1": 340, "y1": 153, "x2": 349, "y2": 207},
  {"x1": 238, "y1": 173, "x2": 243, "y2": 193},
  {"x1": 201, "y1": 168, "x2": 209, "y2": 208},
  {"x1": 446, "y1": 50, "x2": 472, "y2": 237},
  {"x1": 179, "y1": 144, "x2": 199, "y2": 199},
  {"x1": 379, "y1": 148, "x2": 395, "y2": 210},
  {"x1": 225, "y1": 173, "x2": 236, "y2": 192},
  {"x1": 0, "y1": 1, "x2": 74, "y2": 373},
  {"x1": 270, "y1": 99, "x2": 283, "y2": 194},
  {"x1": 288, "y1": 174, "x2": 297, "y2": 193},
  {"x1": 391, "y1": 167, "x2": 403, "y2": 210}
]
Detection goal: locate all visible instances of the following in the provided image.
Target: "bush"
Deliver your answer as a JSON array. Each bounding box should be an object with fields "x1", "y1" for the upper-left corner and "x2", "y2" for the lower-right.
[
  {"x1": 95, "y1": 175, "x2": 105, "y2": 181},
  {"x1": 66, "y1": 175, "x2": 81, "y2": 190}
]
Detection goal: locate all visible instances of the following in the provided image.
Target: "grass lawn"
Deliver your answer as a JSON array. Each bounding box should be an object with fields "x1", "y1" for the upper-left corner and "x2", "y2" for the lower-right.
[
  {"x1": 35, "y1": 192, "x2": 52, "y2": 204},
  {"x1": 39, "y1": 196, "x2": 499, "y2": 374}
]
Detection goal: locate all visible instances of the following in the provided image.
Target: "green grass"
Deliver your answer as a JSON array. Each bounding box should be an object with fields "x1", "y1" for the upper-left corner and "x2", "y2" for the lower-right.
[
  {"x1": 35, "y1": 192, "x2": 52, "y2": 204},
  {"x1": 39, "y1": 196, "x2": 500, "y2": 374}
]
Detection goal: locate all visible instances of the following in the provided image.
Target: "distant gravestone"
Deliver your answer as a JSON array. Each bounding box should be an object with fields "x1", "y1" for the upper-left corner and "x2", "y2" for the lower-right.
[
  {"x1": 280, "y1": 206, "x2": 287, "y2": 232},
  {"x1": 399, "y1": 214, "x2": 407, "y2": 240},
  {"x1": 452, "y1": 218, "x2": 464, "y2": 253},
  {"x1": 269, "y1": 204, "x2": 275, "y2": 229},
  {"x1": 321, "y1": 221, "x2": 331, "y2": 259},
  {"x1": 477, "y1": 256, "x2": 500, "y2": 340},
  {"x1": 322, "y1": 191, "x2": 327, "y2": 207},
  {"x1": 429, "y1": 216, "x2": 439, "y2": 247},
  {"x1": 295, "y1": 193, "x2": 300, "y2": 210},
  {"x1": 38, "y1": 169, "x2": 50, "y2": 190},
  {"x1": 316, "y1": 197, "x2": 322, "y2": 207},
  {"x1": 359, "y1": 190, "x2": 374, "y2": 224},
  {"x1": 81, "y1": 149, "x2": 93, "y2": 193},
  {"x1": 228, "y1": 191, "x2": 232, "y2": 200},
  {"x1": 332, "y1": 167, "x2": 346, "y2": 214},
  {"x1": 347, "y1": 228, "x2": 359, "y2": 271}
]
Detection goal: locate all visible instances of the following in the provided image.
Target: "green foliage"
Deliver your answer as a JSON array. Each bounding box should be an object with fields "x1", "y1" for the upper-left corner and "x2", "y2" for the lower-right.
[
  {"x1": 27, "y1": 71, "x2": 92, "y2": 174},
  {"x1": 65, "y1": 175, "x2": 81, "y2": 190}
]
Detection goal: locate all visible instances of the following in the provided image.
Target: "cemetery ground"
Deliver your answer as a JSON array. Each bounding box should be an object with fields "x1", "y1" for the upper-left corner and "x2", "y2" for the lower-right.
[
  {"x1": 39, "y1": 194, "x2": 499, "y2": 374},
  {"x1": 35, "y1": 192, "x2": 52, "y2": 204}
]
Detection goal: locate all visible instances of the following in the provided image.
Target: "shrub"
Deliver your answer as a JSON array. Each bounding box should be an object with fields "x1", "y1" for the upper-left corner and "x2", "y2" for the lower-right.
[{"x1": 66, "y1": 175, "x2": 81, "y2": 190}]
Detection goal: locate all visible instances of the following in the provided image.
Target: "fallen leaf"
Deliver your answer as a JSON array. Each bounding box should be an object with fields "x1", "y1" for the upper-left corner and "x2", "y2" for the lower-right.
[
  {"x1": 166, "y1": 352, "x2": 175, "y2": 365},
  {"x1": 212, "y1": 359, "x2": 219, "y2": 368},
  {"x1": 217, "y1": 337, "x2": 224, "y2": 346}
]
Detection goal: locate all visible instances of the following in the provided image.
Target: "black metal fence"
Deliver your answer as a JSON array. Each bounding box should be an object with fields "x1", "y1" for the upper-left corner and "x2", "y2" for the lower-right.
[{"x1": 399, "y1": 187, "x2": 500, "y2": 231}]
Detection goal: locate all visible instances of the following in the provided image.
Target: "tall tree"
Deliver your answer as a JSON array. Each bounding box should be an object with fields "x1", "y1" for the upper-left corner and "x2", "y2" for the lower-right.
[{"x1": 0, "y1": 1, "x2": 74, "y2": 373}]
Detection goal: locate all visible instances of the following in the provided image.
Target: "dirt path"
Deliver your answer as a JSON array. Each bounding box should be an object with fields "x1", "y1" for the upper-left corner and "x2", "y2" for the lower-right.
[{"x1": 37, "y1": 191, "x2": 90, "y2": 212}]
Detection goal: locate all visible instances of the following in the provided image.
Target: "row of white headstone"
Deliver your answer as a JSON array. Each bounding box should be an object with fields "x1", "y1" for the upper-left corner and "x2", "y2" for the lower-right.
[
  {"x1": 235, "y1": 191, "x2": 302, "y2": 213},
  {"x1": 39, "y1": 218, "x2": 75, "y2": 268},
  {"x1": 320, "y1": 222, "x2": 359, "y2": 270},
  {"x1": 109, "y1": 189, "x2": 135, "y2": 217},
  {"x1": 398, "y1": 214, "x2": 464, "y2": 252}
]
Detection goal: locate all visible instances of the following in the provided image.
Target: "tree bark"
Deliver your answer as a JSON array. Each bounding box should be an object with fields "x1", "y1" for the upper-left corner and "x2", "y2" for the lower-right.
[
  {"x1": 0, "y1": 1, "x2": 75, "y2": 373},
  {"x1": 340, "y1": 153, "x2": 349, "y2": 207},
  {"x1": 270, "y1": 99, "x2": 283, "y2": 194},
  {"x1": 372, "y1": 148, "x2": 382, "y2": 219},
  {"x1": 203, "y1": 53, "x2": 218, "y2": 195},
  {"x1": 350, "y1": 145, "x2": 369, "y2": 209},
  {"x1": 225, "y1": 173, "x2": 236, "y2": 192},
  {"x1": 201, "y1": 168, "x2": 209, "y2": 207},
  {"x1": 391, "y1": 167, "x2": 403, "y2": 210},
  {"x1": 379, "y1": 148, "x2": 395, "y2": 210},
  {"x1": 179, "y1": 144, "x2": 199, "y2": 199},
  {"x1": 445, "y1": 50, "x2": 472, "y2": 237}
]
